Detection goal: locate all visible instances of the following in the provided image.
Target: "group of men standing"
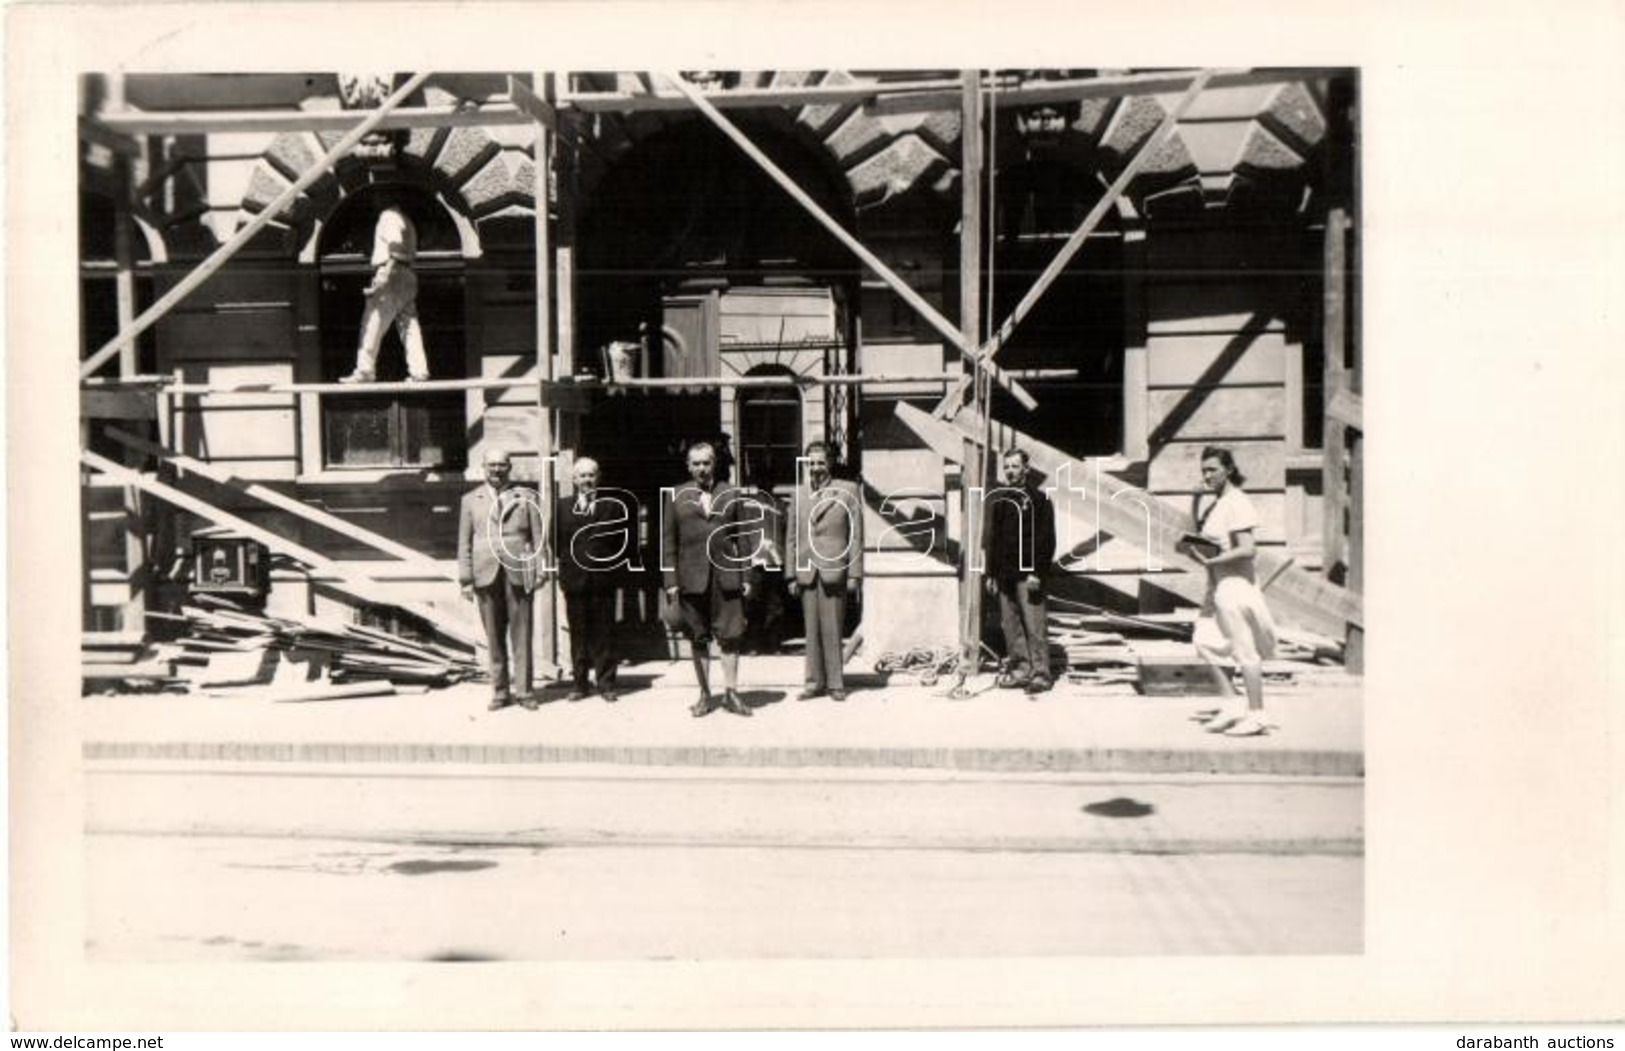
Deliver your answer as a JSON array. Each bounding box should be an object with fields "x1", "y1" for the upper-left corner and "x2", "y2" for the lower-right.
[
  {"x1": 456, "y1": 439, "x2": 869, "y2": 715},
  {"x1": 456, "y1": 440, "x2": 1057, "y2": 713}
]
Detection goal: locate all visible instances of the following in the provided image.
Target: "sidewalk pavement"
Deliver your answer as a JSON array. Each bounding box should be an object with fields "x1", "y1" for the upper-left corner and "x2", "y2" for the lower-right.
[{"x1": 83, "y1": 655, "x2": 1362, "y2": 777}]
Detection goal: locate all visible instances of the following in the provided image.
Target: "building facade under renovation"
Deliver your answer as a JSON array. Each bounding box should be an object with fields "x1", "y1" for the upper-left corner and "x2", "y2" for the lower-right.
[{"x1": 78, "y1": 69, "x2": 1364, "y2": 670}]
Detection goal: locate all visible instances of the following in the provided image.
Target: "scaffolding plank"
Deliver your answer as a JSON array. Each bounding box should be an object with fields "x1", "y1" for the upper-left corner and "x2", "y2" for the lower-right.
[{"x1": 870, "y1": 68, "x2": 1329, "y2": 115}]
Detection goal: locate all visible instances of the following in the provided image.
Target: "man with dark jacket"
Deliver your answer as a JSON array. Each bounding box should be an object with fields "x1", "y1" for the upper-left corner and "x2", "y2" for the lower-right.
[
  {"x1": 661, "y1": 441, "x2": 754, "y2": 718},
  {"x1": 553, "y1": 456, "x2": 628, "y2": 703},
  {"x1": 982, "y1": 447, "x2": 1058, "y2": 695}
]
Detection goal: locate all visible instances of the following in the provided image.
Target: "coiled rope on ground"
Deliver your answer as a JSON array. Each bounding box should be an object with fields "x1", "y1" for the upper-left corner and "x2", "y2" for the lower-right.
[{"x1": 873, "y1": 647, "x2": 963, "y2": 687}]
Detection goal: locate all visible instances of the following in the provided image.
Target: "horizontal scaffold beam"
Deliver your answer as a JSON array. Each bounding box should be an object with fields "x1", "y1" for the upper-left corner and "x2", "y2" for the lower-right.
[
  {"x1": 868, "y1": 67, "x2": 1332, "y2": 115},
  {"x1": 85, "y1": 68, "x2": 1330, "y2": 138},
  {"x1": 92, "y1": 103, "x2": 537, "y2": 137},
  {"x1": 84, "y1": 369, "x2": 1083, "y2": 397}
]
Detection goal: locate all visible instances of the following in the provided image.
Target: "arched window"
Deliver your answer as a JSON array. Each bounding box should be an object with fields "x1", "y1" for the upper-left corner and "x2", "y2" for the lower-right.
[
  {"x1": 316, "y1": 185, "x2": 468, "y2": 470},
  {"x1": 735, "y1": 365, "x2": 803, "y2": 493},
  {"x1": 989, "y1": 160, "x2": 1125, "y2": 455}
]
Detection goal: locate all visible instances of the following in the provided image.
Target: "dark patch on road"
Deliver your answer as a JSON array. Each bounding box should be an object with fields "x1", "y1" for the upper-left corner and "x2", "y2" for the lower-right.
[
  {"x1": 427, "y1": 950, "x2": 503, "y2": 961},
  {"x1": 1082, "y1": 797, "x2": 1155, "y2": 819},
  {"x1": 387, "y1": 858, "x2": 499, "y2": 876}
]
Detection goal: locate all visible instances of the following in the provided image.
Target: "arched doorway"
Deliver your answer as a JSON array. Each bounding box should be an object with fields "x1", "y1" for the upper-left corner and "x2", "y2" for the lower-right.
[
  {"x1": 735, "y1": 364, "x2": 803, "y2": 492},
  {"x1": 576, "y1": 118, "x2": 859, "y2": 488},
  {"x1": 987, "y1": 159, "x2": 1126, "y2": 456},
  {"x1": 315, "y1": 184, "x2": 468, "y2": 469}
]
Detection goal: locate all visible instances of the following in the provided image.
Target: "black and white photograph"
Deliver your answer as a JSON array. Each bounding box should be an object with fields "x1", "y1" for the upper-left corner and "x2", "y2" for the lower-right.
[
  {"x1": 69, "y1": 63, "x2": 1366, "y2": 963},
  {"x1": 8, "y1": 0, "x2": 1623, "y2": 1037}
]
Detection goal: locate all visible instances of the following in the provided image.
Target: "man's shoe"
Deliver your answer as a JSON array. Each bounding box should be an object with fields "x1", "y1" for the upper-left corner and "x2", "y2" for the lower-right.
[
  {"x1": 829, "y1": 690, "x2": 848, "y2": 703},
  {"x1": 1204, "y1": 708, "x2": 1248, "y2": 733},
  {"x1": 339, "y1": 370, "x2": 375, "y2": 384},
  {"x1": 690, "y1": 694, "x2": 718, "y2": 718},
  {"x1": 487, "y1": 694, "x2": 512, "y2": 712},
  {"x1": 995, "y1": 672, "x2": 1028, "y2": 690},
  {"x1": 723, "y1": 690, "x2": 752, "y2": 717},
  {"x1": 567, "y1": 688, "x2": 590, "y2": 702},
  {"x1": 1024, "y1": 677, "x2": 1052, "y2": 696},
  {"x1": 796, "y1": 687, "x2": 825, "y2": 702},
  {"x1": 516, "y1": 694, "x2": 539, "y2": 711},
  {"x1": 1222, "y1": 713, "x2": 1275, "y2": 737},
  {"x1": 601, "y1": 690, "x2": 619, "y2": 704}
]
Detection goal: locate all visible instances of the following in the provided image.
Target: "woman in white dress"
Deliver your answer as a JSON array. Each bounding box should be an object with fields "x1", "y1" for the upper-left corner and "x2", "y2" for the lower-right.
[{"x1": 1179, "y1": 446, "x2": 1279, "y2": 736}]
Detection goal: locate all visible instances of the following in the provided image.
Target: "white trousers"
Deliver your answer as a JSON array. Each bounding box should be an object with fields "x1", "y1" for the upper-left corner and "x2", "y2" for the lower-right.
[
  {"x1": 353, "y1": 262, "x2": 428, "y2": 378},
  {"x1": 1194, "y1": 575, "x2": 1278, "y2": 669}
]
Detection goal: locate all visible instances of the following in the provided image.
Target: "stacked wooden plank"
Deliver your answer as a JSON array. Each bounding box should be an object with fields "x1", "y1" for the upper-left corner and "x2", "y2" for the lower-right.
[
  {"x1": 82, "y1": 632, "x2": 189, "y2": 691},
  {"x1": 1048, "y1": 603, "x2": 1349, "y2": 692},
  {"x1": 1048, "y1": 612, "x2": 1142, "y2": 686},
  {"x1": 159, "y1": 595, "x2": 479, "y2": 689}
]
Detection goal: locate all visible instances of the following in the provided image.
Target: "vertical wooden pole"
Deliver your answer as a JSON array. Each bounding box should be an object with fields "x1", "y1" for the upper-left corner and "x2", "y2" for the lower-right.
[
  {"x1": 553, "y1": 74, "x2": 583, "y2": 664},
  {"x1": 555, "y1": 74, "x2": 579, "y2": 487},
  {"x1": 956, "y1": 69, "x2": 986, "y2": 683},
  {"x1": 1321, "y1": 207, "x2": 1348, "y2": 575},
  {"x1": 110, "y1": 70, "x2": 147, "y2": 634},
  {"x1": 1120, "y1": 228, "x2": 1149, "y2": 464},
  {"x1": 533, "y1": 71, "x2": 559, "y2": 676}
]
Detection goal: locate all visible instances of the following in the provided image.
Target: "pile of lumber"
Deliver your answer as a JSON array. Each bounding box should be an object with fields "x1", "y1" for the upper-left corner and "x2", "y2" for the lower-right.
[
  {"x1": 82, "y1": 632, "x2": 189, "y2": 692},
  {"x1": 1045, "y1": 601, "x2": 1350, "y2": 691},
  {"x1": 154, "y1": 594, "x2": 480, "y2": 692},
  {"x1": 1047, "y1": 612, "x2": 1142, "y2": 686}
]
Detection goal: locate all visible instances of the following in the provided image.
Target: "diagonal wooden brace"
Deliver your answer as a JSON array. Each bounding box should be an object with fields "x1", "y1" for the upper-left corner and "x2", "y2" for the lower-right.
[
  {"x1": 931, "y1": 70, "x2": 1215, "y2": 420},
  {"x1": 506, "y1": 75, "x2": 558, "y2": 134},
  {"x1": 104, "y1": 426, "x2": 453, "y2": 577},
  {"x1": 82, "y1": 449, "x2": 479, "y2": 647},
  {"x1": 658, "y1": 70, "x2": 1038, "y2": 412}
]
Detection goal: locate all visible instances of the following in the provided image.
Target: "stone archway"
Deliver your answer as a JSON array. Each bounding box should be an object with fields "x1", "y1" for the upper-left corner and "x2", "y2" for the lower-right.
[
  {"x1": 231, "y1": 86, "x2": 542, "y2": 260},
  {"x1": 570, "y1": 72, "x2": 1211, "y2": 218}
]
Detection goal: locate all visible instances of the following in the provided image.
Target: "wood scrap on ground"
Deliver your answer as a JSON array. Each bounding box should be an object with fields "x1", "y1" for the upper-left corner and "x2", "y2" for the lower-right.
[
  {"x1": 109, "y1": 594, "x2": 481, "y2": 694},
  {"x1": 1044, "y1": 600, "x2": 1348, "y2": 693}
]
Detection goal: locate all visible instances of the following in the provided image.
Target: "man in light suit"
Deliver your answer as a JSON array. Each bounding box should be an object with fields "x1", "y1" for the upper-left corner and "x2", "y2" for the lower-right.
[
  {"x1": 661, "y1": 441, "x2": 753, "y2": 718},
  {"x1": 787, "y1": 441, "x2": 863, "y2": 702},
  {"x1": 457, "y1": 446, "x2": 545, "y2": 711}
]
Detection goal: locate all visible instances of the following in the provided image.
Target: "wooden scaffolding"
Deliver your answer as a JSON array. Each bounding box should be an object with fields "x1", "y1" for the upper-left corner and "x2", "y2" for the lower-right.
[{"x1": 77, "y1": 67, "x2": 1365, "y2": 672}]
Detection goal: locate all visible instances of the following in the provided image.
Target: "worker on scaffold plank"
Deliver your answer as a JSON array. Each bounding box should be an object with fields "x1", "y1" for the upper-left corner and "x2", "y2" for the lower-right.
[{"x1": 341, "y1": 204, "x2": 430, "y2": 383}]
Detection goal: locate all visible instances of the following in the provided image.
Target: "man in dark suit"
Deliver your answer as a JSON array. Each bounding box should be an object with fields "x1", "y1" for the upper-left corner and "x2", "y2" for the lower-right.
[
  {"x1": 553, "y1": 455, "x2": 628, "y2": 703},
  {"x1": 457, "y1": 446, "x2": 546, "y2": 711},
  {"x1": 787, "y1": 441, "x2": 863, "y2": 702},
  {"x1": 661, "y1": 441, "x2": 753, "y2": 718},
  {"x1": 982, "y1": 447, "x2": 1058, "y2": 695}
]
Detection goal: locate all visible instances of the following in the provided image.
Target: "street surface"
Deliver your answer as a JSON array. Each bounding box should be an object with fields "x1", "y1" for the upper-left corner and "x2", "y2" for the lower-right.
[{"x1": 85, "y1": 764, "x2": 1362, "y2": 960}]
